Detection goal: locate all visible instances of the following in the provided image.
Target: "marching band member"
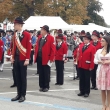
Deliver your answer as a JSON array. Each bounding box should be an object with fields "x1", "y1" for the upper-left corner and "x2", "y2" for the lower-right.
[
  {"x1": 99, "y1": 32, "x2": 104, "y2": 41},
  {"x1": 77, "y1": 34, "x2": 96, "y2": 97},
  {"x1": 55, "y1": 34, "x2": 67, "y2": 85},
  {"x1": 55, "y1": 29, "x2": 67, "y2": 70},
  {"x1": 73, "y1": 45, "x2": 79, "y2": 79},
  {"x1": 57, "y1": 29, "x2": 67, "y2": 42},
  {"x1": 91, "y1": 31, "x2": 102, "y2": 90},
  {"x1": 73, "y1": 38, "x2": 82, "y2": 79},
  {"x1": 11, "y1": 17, "x2": 31, "y2": 102},
  {"x1": 79, "y1": 30, "x2": 86, "y2": 41},
  {"x1": 34, "y1": 25, "x2": 55, "y2": 92},
  {"x1": 0, "y1": 31, "x2": 6, "y2": 72},
  {"x1": 0, "y1": 33, "x2": 4, "y2": 72}
]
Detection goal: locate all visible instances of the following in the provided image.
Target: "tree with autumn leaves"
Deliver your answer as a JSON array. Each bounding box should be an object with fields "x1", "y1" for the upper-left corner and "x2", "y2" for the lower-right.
[{"x1": 0, "y1": 0, "x2": 107, "y2": 26}]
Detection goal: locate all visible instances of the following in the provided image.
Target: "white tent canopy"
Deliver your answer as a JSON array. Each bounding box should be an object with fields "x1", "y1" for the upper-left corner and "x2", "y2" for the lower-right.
[
  {"x1": 23, "y1": 16, "x2": 71, "y2": 30},
  {"x1": 0, "y1": 23, "x2": 14, "y2": 30},
  {"x1": 7, "y1": 23, "x2": 14, "y2": 30},
  {"x1": 70, "y1": 23, "x2": 110, "y2": 33}
]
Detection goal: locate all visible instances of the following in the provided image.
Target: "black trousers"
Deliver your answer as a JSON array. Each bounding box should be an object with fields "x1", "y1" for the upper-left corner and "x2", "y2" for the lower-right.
[
  {"x1": 12, "y1": 63, "x2": 16, "y2": 85},
  {"x1": 14, "y1": 56, "x2": 27, "y2": 96},
  {"x1": 91, "y1": 64, "x2": 98, "y2": 88},
  {"x1": 37, "y1": 63, "x2": 39, "y2": 74},
  {"x1": 79, "y1": 68, "x2": 91, "y2": 94},
  {"x1": 37, "y1": 56, "x2": 50, "y2": 89},
  {"x1": 1, "y1": 52, "x2": 4, "y2": 63},
  {"x1": 76, "y1": 65, "x2": 80, "y2": 78},
  {"x1": 55, "y1": 60, "x2": 64, "y2": 85},
  {"x1": 29, "y1": 50, "x2": 34, "y2": 65}
]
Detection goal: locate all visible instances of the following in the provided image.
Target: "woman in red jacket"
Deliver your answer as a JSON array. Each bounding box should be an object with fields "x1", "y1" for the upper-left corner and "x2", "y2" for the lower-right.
[{"x1": 55, "y1": 34, "x2": 67, "y2": 85}]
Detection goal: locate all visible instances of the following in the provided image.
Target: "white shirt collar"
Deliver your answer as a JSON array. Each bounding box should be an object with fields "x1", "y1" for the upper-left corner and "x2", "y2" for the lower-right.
[
  {"x1": 17, "y1": 30, "x2": 24, "y2": 36},
  {"x1": 85, "y1": 43, "x2": 90, "y2": 46},
  {"x1": 58, "y1": 41, "x2": 62, "y2": 45},
  {"x1": 93, "y1": 40, "x2": 98, "y2": 42},
  {"x1": 44, "y1": 34, "x2": 47, "y2": 38},
  {"x1": 42, "y1": 34, "x2": 47, "y2": 39}
]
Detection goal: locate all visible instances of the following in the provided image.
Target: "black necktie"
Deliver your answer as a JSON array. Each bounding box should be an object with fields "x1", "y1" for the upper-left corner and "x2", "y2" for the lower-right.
[
  {"x1": 18, "y1": 33, "x2": 23, "y2": 41},
  {"x1": 18, "y1": 33, "x2": 20, "y2": 37},
  {"x1": 82, "y1": 45, "x2": 87, "y2": 52},
  {"x1": 84, "y1": 45, "x2": 87, "y2": 49},
  {"x1": 93, "y1": 42, "x2": 98, "y2": 46},
  {"x1": 42, "y1": 36, "x2": 45, "y2": 39},
  {"x1": 56, "y1": 43, "x2": 61, "y2": 50}
]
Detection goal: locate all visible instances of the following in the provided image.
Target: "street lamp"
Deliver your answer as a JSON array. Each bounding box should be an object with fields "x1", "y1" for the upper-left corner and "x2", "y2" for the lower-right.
[{"x1": 3, "y1": 18, "x2": 9, "y2": 31}]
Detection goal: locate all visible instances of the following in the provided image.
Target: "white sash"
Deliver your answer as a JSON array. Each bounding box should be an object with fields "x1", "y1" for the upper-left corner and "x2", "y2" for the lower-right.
[{"x1": 15, "y1": 32, "x2": 27, "y2": 56}]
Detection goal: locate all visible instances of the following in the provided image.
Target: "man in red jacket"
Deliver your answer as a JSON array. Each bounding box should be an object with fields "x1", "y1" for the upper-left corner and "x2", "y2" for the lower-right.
[
  {"x1": 34, "y1": 25, "x2": 55, "y2": 92},
  {"x1": 91, "y1": 30, "x2": 102, "y2": 90},
  {"x1": 11, "y1": 17, "x2": 31, "y2": 102},
  {"x1": 78, "y1": 34, "x2": 96, "y2": 97},
  {"x1": 55, "y1": 34, "x2": 67, "y2": 85}
]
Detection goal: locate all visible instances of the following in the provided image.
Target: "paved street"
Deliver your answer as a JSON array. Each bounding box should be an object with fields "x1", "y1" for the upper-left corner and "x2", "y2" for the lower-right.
[{"x1": 0, "y1": 60, "x2": 102, "y2": 110}]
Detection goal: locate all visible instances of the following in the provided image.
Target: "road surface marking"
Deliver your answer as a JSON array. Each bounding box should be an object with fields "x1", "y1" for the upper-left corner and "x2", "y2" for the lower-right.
[
  {"x1": 0, "y1": 96, "x2": 87, "y2": 110},
  {"x1": 0, "y1": 89, "x2": 79, "y2": 95},
  {"x1": 0, "y1": 78, "x2": 11, "y2": 80}
]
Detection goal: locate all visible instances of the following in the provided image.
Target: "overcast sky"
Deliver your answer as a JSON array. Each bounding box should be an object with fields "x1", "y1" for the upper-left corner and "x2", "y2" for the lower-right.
[{"x1": 99, "y1": 0, "x2": 110, "y2": 25}]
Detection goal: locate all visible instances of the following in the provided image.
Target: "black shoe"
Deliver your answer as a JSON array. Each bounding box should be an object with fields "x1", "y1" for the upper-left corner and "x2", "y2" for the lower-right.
[
  {"x1": 39, "y1": 88, "x2": 43, "y2": 92},
  {"x1": 18, "y1": 96, "x2": 26, "y2": 103},
  {"x1": 37, "y1": 72, "x2": 39, "y2": 74},
  {"x1": 55, "y1": 83, "x2": 59, "y2": 85},
  {"x1": 84, "y1": 94, "x2": 89, "y2": 97},
  {"x1": 59, "y1": 84, "x2": 63, "y2": 86},
  {"x1": 43, "y1": 88, "x2": 49, "y2": 92},
  {"x1": 0, "y1": 70, "x2": 3, "y2": 72},
  {"x1": 94, "y1": 87, "x2": 98, "y2": 90},
  {"x1": 33, "y1": 73, "x2": 38, "y2": 75},
  {"x1": 11, "y1": 95, "x2": 21, "y2": 101},
  {"x1": 10, "y1": 84, "x2": 16, "y2": 88},
  {"x1": 77, "y1": 93, "x2": 84, "y2": 96},
  {"x1": 29, "y1": 63, "x2": 33, "y2": 66},
  {"x1": 75, "y1": 77, "x2": 79, "y2": 80},
  {"x1": 91, "y1": 87, "x2": 95, "y2": 89}
]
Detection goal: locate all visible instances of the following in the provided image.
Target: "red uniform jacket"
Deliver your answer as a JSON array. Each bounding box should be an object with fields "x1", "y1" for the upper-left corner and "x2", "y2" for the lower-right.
[
  {"x1": 78, "y1": 43, "x2": 96, "y2": 70},
  {"x1": 73, "y1": 45, "x2": 79, "y2": 62},
  {"x1": 63, "y1": 36, "x2": 67, "y2": 42},
  {"x1": 34, "y1": 34, "x2": 55, "y2": 65},
  {"x1": 0, "y1": 40, "x2": 4, "y2": 61},
  {"x1": 12, "y1": 31, "x2": 31, "y2": 60},
  {"x1": 91, "y1": 41, "x2": 102, "y2": 52},
  {"x1": 55, "y1": 42, "x2": 67, "y2": 61}
]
